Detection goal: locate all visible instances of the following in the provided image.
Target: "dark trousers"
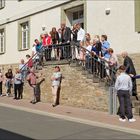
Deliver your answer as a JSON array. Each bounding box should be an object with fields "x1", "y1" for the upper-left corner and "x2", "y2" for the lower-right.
[
  {"x1": 14, "y1": 84, "x2": 21, "y2": 99},
  {"x1": 0, "y1": 82, "x2": 2, "y2": 94},
  {"x1": 132, "y1": 78, "x2": 137, "y2": 96},
  {"x1": 117, "y1": 90, "x2": 133, "y2": 119}
]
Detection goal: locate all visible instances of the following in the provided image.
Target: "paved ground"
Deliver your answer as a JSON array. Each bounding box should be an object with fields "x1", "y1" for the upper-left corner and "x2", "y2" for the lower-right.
[
  {"x1": 0, "y1": 96, "x2": 140, "y2": 139},
  {"x1": 0, "y1": 106, "x2": 140, "y2": 140}
]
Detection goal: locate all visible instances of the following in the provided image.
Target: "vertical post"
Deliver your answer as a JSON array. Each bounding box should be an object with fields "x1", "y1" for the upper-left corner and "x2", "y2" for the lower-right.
[
  {"x1": 109, "y1": 86, "x2": 113, "y2": 115},
  {"x1": 113, "y1": 86, "x2": 117, "y2": 115},
  {"x1": 109, "y1": 86, "x2": 118, "y2": 115}
]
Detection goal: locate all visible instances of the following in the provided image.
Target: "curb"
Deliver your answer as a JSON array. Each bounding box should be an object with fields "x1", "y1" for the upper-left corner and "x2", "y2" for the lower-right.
[{"x1": 0, "y1": 103, "x2": 140, "y2": 136}]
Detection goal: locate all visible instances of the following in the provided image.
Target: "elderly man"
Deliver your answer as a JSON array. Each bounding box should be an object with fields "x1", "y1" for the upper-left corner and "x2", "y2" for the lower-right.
[
  {"x1": 60, "y1": 23, "x2": 71, "y2": 59},
  {"x1": 121, "y1": 51, "x2": 138, "y2": 100}
]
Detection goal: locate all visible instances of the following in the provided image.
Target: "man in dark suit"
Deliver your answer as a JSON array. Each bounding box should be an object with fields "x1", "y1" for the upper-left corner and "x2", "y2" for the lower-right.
[
  {"x1": 60, "y1": 23, "x2": 71, "y2": 59},
  {"x1": 121, "y1": 51, "x2": 138, "y2": 100}
]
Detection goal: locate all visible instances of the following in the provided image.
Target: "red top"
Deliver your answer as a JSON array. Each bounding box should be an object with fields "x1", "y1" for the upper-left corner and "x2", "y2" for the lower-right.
[
  {"x1": 27, "y1": 58, "x2": 33, "y2": 68},
  {"x1": 42, "y1": 36, "x2": 47, "y2": 46},
  {"x1": 46, "y1": 36, "x2": 52, "y2": 46},
  {"x1": 27, "y1": 72, "x2": 36, "y2": 85}
]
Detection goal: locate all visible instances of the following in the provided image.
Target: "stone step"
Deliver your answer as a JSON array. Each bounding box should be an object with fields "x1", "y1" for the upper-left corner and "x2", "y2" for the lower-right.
[
  {"x1": 132, "y1": 100, "x2": 140, "y2": 107},
  {"x1": 134, "y1": 106, "x2": 140, "y2": 115},
  {"x1": 44, "y1": 59, "x2": 69, "y2": 66}
]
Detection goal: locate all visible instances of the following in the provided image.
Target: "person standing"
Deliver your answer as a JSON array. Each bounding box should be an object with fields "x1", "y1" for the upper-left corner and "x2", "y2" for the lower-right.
[
  {"x1": 26, "y1": 54, "x2": 33, "y2": 70},
  {"x1": 50, "y1": 27, "x2": 59, "y2": 60},
  {"x1": 0, "y1": 69, "x2": 3, "y2": 96},
  {"x1": 121, "y1": 51, "x2": 138, "y2": 100},
  {"x1": 101, "y1": 35, "x2": 110, "y2": 77},
  {"x1": 34, "y1": 39, "x2": 43, "y2": 68},
  {"x1": 19, "y1": 59, "x2": 27, "y2": 81},
  {"x1": 44, "y1": 32, "x2": 52, "y2": 61},
  {"x1": 5, "y1": 69, "x2": 13, "y2": 97},
  {"x1": 115, "y1": 65, "x2": 136, "y2": 122},
  {"x1": 71, "y1": 24, "x2": 78, "y2": 60},
  {"x1": 60, "y1": 23, "x2": 71, "y2": 59},
  {"x1": 76, "y1": 23, "x2": 85, "y2": 61},
  {"x1": 27, "y1": 68, "x2": 38, "y2": 104},
  {"x1": 13, "y1": 69, "x2": 22, "y2": 100},
  {"x1": 51, "y1": 66, "x2": 62, "y2": 107}
]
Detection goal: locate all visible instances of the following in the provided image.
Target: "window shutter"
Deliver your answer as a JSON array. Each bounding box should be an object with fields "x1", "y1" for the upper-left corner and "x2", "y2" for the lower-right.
[
  {"x1": 135, "y1": 0, "x2": 140, "y2": 32},
  {"x1": 28, "y1": 21, "x2": 30, "y2": 49},
  {"x1": 18, "y1": 23, "x2": 22, "y2": 50}
]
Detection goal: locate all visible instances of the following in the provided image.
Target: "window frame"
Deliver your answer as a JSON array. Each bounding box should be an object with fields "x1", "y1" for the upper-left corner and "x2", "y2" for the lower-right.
[
  {"x1": 0, "y1": 28, "x2": 5, "y2": 54},
  {"x1": 21, "y1": 22, "x2": 29, "y2": 50},
  {"x1": 0, "y1": 0, "x2": 5, "y2": 10},
  {"x1": 18, "y1": 18, "x2": 30, "y2": 51}
]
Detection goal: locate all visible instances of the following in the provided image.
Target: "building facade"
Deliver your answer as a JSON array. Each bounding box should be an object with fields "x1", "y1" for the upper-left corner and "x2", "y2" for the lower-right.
[{"x1": 0, "y1": 0, "x2": 140, "y2": 65}]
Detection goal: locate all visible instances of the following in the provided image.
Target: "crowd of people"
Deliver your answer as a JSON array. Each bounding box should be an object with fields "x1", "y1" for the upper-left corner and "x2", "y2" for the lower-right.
[{"x1": 0, "y1": 22, "x2": 139, "y2": 122}]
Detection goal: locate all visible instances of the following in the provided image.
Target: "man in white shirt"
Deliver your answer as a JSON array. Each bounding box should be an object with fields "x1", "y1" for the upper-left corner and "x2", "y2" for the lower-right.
[
  {"x1": 77, "y1": 23, "x2": 85, "y2": 43},
  {"x1": 115, "y1": 65, "x2": 136, "y2": 122}
]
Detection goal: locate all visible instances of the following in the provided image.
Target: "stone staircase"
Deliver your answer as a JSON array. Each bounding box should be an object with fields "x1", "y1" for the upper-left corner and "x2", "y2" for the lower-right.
[
  {"x1": 23, "y1": 63, "x2": 109, "y2": 112},
  {"x1": 1, "y1": 53, "x2": 140, "y2": 115}
]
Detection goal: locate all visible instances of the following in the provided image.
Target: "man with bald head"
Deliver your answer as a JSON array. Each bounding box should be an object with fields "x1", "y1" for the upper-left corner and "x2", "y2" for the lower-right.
[{"x1": 121, "y1": 51, "x2": 138, "y2": 100}]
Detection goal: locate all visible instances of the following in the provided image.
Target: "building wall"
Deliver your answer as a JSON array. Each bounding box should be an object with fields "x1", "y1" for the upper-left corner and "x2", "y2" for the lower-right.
[
  {"x1": 0, "y1": 1, "x2": 52, "y2": 22},
  {"x1": 0, "y1": 0, "x2": 140, "y2": 65},
  {"x1": 0, "y1": 5, "x2": 61, "y2": 65},
  {"x1": 86, "y1": 0, "x2": 140, "y2": 54}
]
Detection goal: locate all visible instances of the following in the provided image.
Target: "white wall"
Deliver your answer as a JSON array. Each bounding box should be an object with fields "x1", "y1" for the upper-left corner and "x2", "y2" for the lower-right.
[
  {"x1": 1, "y1": 0, "x2": 140, "y2": 65},
  {"x1": 86, "y1": 0, "x2": 140, "y2": 54},
  {"x1": 0, "y1": 22, "x2": 31, "y2": 64},
  {"x1": 0, "y1": 6, "x2": 61, "y2": 65},
  {"x1": 30, "y1": 7, "x2": 61, "y2": 44},
  {"x1": 0, "y1": 1, "x2": 51, "y2": 21}
]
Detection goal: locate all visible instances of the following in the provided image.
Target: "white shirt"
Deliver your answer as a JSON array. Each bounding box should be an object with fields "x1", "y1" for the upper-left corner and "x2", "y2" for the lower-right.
[
  {"x1": 14, "y1": 73, "x2": 22, "y2": 84},
  {"x1": 77, "y1": 28, "x2": 85, "y2": 42},
  {"x1": 32, "y1": 46, "x2": 39, "y2": 59},
  {"x1": 115, "y1": 72, "x2": 132, "y2": 92},
  {"x1": 86, "y1": 45, "x2": 92, "y2": 54},
  {"x1": 52, "y1": 72, "x2": 62, "y2": 86}
]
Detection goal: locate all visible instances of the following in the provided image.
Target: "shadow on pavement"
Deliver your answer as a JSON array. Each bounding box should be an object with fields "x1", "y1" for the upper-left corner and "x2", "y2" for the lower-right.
[{"x1": 0, "y1": 128, "x2": 33, "y2": 140}]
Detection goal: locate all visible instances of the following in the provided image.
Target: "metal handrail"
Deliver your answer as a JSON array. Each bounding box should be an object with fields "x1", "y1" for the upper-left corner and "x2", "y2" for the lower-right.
[{"x1": 20, "y1": 42, "x2": 71, "y2": 71}]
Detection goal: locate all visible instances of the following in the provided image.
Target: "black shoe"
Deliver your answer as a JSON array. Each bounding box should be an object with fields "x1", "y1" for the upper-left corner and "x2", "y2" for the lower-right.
[
  {"x1": 30, "y1": 100, "x2": 34, "y2": 103},
  {"x1": 136, "y1": 95, "x2": 139, "y2": 101},
  {"x1": 32, "y1": 101, "x2": 36, "y2": 104},
  {"x1": 52, "y1": 104, "x2": 56, "y2": 107}
]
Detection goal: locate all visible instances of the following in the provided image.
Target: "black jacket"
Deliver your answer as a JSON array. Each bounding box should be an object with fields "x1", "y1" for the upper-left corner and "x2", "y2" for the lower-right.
[
  {"x1": 124, "y1": 56, "x2": 136, "y2": 76},
  {"x1": 61, "y1": 27, "x2": 71, "y2": 43}
]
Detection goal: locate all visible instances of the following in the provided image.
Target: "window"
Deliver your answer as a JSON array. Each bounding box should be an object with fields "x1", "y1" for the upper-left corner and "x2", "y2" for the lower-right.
[
  {"x1": 72, "y1": 9, "x2": 84, "y2": 28},
  {"x1": 18, "y1": 18, "x2": 30, "y2": 51},
  {"x1": 0, "y1": 29, "x2": 5, "y2": 54},
  {"x1": 73, "y1": 10, "x2": 83, "y2": 20},
  {"x1": 0, "y1": 0, "x2": 5, "y2": 9},
  {"x1": 21, "y1": 22, "x2": 29, "y2": 50}
]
